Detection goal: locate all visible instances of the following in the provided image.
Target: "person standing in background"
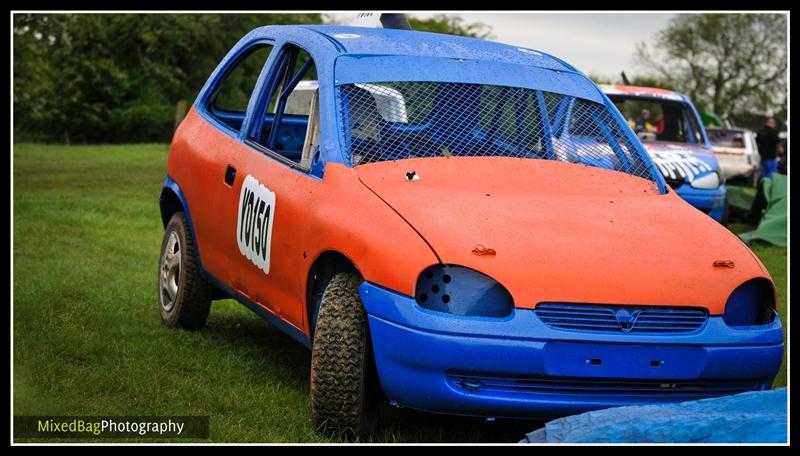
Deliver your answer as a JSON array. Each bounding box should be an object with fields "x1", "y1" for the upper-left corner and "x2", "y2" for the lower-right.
[{"x1": 756, "y1": 117, "x2": 780, "y2": 179}]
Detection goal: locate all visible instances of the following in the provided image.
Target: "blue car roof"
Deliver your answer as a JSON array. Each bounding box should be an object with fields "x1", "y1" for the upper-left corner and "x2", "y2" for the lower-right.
[
  {"x1": 194, "y1": 23, "x2": 664, "y2": 192},
  {"x1": 259, "y1": 24, "x2": 576, "y2": 72}
]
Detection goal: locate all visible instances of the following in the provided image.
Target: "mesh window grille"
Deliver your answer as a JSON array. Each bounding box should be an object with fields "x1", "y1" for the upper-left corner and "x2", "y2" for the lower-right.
[{"x1": 339, "y1": 82, "x2": 656, "y2": 181}]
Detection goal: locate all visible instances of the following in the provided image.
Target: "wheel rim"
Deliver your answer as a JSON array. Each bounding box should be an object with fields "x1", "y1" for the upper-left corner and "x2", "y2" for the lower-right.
[{"x1": 160, "y1": 231, "x2": 181, "y2": 312}]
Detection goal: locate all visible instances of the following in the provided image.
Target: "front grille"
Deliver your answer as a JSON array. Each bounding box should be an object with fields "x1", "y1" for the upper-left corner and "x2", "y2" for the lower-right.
[
  {"x1": 534, "y1": 302, "x2": 708, "y2": 334},
  {"x1": 448, "y1": 372, "x2": 762, "y2": 398}
]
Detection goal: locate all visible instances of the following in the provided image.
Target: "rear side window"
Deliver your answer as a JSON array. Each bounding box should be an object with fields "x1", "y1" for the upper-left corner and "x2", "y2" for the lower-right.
[{"x1": 207, "y1": 44, "x2": 274, "y2": 132}]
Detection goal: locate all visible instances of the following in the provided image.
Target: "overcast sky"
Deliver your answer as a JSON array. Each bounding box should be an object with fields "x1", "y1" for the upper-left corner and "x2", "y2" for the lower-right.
[{"x1": 328, "y1": 12, "x2": 676, "y2": 80}]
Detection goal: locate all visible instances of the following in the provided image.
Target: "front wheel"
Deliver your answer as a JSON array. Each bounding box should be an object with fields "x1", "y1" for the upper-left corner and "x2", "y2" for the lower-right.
[
  {"x1": 310, "y1": 273, "x2": 380, "y2": 440},
  {"x1": 158, "y1": 212, "x2": 212, "y2": 330}
]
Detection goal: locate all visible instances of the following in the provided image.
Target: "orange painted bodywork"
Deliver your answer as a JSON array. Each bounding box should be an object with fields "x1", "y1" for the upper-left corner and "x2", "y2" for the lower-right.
[
  {"x1": 167, "y1": 108, "x2": 438, "y2": 336},
  {"x1": 356, "y1": 157, "x2": 772, "y2": 315},
  {"x1": 168, "y1": 108, "x2": 773, "y2": 338}
]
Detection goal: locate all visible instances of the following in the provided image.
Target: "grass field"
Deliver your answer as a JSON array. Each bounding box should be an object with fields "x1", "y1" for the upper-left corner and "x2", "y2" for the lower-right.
[{"x1": 13, "y1": 143, "x2": 788, "y2": 443}]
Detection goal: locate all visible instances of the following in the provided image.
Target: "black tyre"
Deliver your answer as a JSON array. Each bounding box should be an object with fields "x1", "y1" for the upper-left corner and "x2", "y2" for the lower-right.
[
  {"x1": 310, "y1": 273, "x2": 380, "y2": 440},
  {"x1": 158, "y1": 212, "x2": 212, "y2": 330}
]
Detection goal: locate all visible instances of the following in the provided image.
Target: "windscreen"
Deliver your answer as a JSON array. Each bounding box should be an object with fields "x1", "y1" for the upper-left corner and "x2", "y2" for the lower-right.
[
  {"x1": 339, "y1": 82, "x2": 657, "y2": 182},
  {"x1": 707, "y1": 129, "x2": 746, "y2": 149},
  {"x1": 608, "y1": 95, "x2": 704, "y2": 145}
]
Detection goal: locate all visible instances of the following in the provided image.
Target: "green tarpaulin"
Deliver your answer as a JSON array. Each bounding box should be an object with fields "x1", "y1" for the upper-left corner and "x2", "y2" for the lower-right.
[
  {"x1": 739, "y1": 174, "x2": 787, "y2": 247},
  {"x1": 701, "y1": 112, "x2": 724, "y2": 127},
  {"x1": 727, "y1": 186, "x2": 755, "y2": 212}
]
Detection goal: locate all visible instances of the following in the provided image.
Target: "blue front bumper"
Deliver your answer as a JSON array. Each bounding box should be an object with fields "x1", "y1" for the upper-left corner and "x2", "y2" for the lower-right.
[
  {"x1": 360, "y1": 282, "x2": 783, "y2": 419},
  {"x1": 675, "y1": 184, "x2": 727, "y2": 223}
]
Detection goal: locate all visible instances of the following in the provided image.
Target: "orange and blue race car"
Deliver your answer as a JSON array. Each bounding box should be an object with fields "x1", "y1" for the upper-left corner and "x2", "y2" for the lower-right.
[
  {"x1": 157, "y1": 21, "x2": 784, "y2": 439},
  {"x1": 601, "y1": 84, "x2": 729, "y2": 224}
]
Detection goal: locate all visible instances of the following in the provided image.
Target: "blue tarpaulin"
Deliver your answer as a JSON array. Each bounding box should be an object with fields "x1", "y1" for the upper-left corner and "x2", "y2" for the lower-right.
[{"x1": 521, "y1": 388, "x2": 787, "y2": 443}]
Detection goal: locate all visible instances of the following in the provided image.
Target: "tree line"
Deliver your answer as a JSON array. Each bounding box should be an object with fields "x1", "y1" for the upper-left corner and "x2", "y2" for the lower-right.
[
  {"x1": 13, "y1": 13, "x2": 785, "y2": 143},
  {"x1": 13, "y1": 13, "x2": 492, "y2": 144},
  {"x1": 594, "y1": 13, "x2": 787, "y2": 131}
]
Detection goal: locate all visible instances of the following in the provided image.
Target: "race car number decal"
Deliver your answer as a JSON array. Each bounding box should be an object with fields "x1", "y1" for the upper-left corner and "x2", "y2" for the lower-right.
[
  {"x1": 650, "y1": 150, "x2": 712, "y2": 181},
  {"x1": 236, "y1": 175, "x2": 275, "y2": 274}
]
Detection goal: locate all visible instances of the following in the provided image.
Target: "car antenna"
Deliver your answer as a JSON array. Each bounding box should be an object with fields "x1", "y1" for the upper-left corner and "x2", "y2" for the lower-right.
[
  {"x1": 621, "y1": 71, "x2": 631, "y2": 85},
  {"x1": 350, "y1": 13, "x2": 412, "y2": 30}
]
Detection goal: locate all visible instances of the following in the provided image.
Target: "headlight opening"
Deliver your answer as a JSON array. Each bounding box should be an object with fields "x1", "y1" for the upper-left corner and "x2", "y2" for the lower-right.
[
  {"x1": 723, "y1": 278, "x2": 777, "y2": 326},
  {"x1": 415, "y1": 265, "x2": 514, "y2": 318}
]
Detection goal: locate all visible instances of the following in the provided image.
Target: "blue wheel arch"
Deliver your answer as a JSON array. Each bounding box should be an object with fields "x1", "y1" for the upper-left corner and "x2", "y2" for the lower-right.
[
  {"x1": 158, "y1": 176, "x2": 313, "y2": 348},
  {"x1": 305, "y1": 250, "x2": 360, "y2": 339},
  {"x1": 159, "y1": 176, "x2": 205, "y2": 270}
]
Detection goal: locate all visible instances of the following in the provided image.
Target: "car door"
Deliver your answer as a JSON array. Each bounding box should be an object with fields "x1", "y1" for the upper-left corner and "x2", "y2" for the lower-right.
[
  {"x1": 224, "y1": 43, "x2": 323, "y2": 331},
  {"x1": 176, "y1": 41, "x2": 276, "y2": 286}
]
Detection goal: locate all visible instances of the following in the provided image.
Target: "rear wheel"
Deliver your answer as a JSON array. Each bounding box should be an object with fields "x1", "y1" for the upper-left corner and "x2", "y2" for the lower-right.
[
  {"x1": 158, "y1": 212, "x2": 212, "y2": 330},
  {"x1": 310, "y1": 273, "x2": 380, "y2": 440}
]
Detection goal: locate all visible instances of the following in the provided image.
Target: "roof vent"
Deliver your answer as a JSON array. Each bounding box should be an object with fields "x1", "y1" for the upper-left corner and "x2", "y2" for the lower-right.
[{"x1": 350, "y1": 13, "x2": 412, "y2": 30}]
